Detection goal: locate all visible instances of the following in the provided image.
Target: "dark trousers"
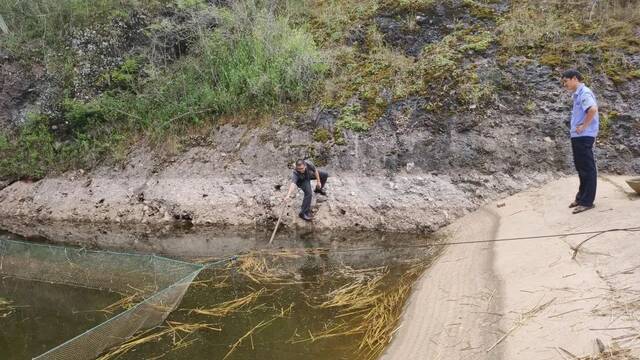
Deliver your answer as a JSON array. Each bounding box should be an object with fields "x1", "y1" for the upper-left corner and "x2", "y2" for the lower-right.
[
  {"x1": 571, "y1": 136, "x2": 597, "y2": 207},
  {"x1": 297, "y1": 170, "x2": 328, "y2": 216}
]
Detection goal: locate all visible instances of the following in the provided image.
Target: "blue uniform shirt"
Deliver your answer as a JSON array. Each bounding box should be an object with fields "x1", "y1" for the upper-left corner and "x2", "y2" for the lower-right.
[{"x1": 571, "y1": 84, "x2": 599, "y2": 138}]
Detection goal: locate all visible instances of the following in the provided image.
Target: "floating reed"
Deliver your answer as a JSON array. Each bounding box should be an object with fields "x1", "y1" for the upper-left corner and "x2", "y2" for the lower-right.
[
  {"x1": 356, "y1": 265, "x2": 425, "y2": 360},
  {"x1": 296, "y1": 264, "x2": 427, "y2": 360},
  {"x1": 99, "y1": 293, "x2": 142, "y2": 314},
  {"x1": 223, "y1": 304, "x2": 293, "y2": 360},
  {"x1": 231, "y1": 253, "x2": 298, "y2": 284},
  {"x1": 189, "y1": 275, "x2": 230, "y2": 289},
  {"x1": 189, "y1": 288, "x2": 265, "y2": 317},
  {"x1": 96, "y1": 321, "x2": 220, "y2": 360},
  {"x1": 0, "y1": 297, "x2": 16, "y2": 318}
]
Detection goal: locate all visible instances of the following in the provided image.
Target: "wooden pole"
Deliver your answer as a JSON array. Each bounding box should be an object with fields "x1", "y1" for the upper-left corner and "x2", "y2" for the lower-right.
[{"x1": 268, "y1": 201, "x2": 288, "y2": 244}]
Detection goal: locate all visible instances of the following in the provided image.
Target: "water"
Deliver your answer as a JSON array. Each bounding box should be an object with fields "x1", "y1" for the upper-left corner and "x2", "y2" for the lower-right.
[
  {"x1": 0, "y1": 221, "x2": 440, "y2": 360},
  {"x1": 0, "y1": 277, "x2": 121, "y2": 360}
]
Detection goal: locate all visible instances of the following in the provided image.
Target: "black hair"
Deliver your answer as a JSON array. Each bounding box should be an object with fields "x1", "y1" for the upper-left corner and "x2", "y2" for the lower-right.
[
  {"x1": 561, "y1": 69, "x2": 583, "y2": 81},
  {"x1": 295, "y1": 159, "x2": 305, "y2": 166}
]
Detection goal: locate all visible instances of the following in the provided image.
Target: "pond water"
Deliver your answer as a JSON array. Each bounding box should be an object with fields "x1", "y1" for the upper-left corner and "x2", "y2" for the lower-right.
[
  {"x1": 0, "y1": 221, "x2": 440, "y2": 360},
  {"x1": 0, "y1": 277, "x2": 121, "y2": 360}
]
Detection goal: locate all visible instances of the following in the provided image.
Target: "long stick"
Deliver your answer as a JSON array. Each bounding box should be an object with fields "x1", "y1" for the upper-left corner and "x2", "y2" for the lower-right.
[{"x1": 269, "y1": 201, "x2": 287, "y2": 244}]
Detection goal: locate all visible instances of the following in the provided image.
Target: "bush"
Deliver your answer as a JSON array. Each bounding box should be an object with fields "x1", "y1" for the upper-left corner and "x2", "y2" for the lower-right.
[
  {"x1": 99, "y1": 1, "x2": 327, "y2": 138},
  {"x1": 62, "y1": 98, "x2": 104, "y2": 133},
  {"x1": 0, "y1": 114, "x2": 56, "y2": 179}
]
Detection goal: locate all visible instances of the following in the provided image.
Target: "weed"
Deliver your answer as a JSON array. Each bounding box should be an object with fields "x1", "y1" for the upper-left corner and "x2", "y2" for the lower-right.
[
  {"x1": 460, "y1": 31, "x2": 494, "y2": 53},
  {"x1": 336, "y1": 103, "x2": 369, "y2": 132},
  {"x1": 62, "y1": 98, "x2": 104, "y2": 133},
  {"x1": 313, "y1": 128, "x2": 331, "y2": 143},
  {"x1": 463, "y1": 0, "x2": 497, "y2": 20},
  {"x1": 99, "y1": 57, "x2": 142, "y2": 90},
  {"x1": 599, "y1": 111, "x2": 617, "y2": 137}
]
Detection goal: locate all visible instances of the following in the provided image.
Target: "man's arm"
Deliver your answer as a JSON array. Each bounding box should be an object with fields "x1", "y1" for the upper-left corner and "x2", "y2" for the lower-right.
[
  {"x1": 577, "y1": 106, "x2": 598, "y2": 134},
  {"x1": 315, "y1": 169, "x2": 322, "y2": 189},
  {"x1": 283, "y1": 182, "x2": 296, "y2": 201}
]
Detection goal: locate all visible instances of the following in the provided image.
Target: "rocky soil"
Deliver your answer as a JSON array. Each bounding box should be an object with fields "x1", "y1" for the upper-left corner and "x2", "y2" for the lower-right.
[{"x1": 1, "y1": 1, "x2": 639, "y2": 234}]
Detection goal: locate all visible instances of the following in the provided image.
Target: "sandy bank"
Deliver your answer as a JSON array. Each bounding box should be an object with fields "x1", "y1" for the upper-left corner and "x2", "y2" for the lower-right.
[{"x1": 384, "y1": 176, "x2": 640, "y2": 359}]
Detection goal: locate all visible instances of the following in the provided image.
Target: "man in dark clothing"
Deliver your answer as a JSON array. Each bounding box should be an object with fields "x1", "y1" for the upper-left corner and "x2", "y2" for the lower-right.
[
  {"x1": 561, "y1": 69, "x2": 599, "y2": 214},
  {"x1": 283, "y1": 159, "x2": 328, "y2": 221}
]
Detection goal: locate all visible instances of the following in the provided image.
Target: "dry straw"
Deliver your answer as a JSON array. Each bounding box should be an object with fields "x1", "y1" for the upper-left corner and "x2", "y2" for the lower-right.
[
  {"x1": 188, "y1": 288, "x2": 265, "y2": 317},
  {"x1": 99, "y1": 293, "x2": 142, "y2": 314},
  {"x1": 296, "y1": 264, "x2": 428, "y2": 360},
  {"x1": 0, "y1": 297, "x2": 17, "y2": 318},
  {"x1": 96, "y1": 321, "x2": 220, "y2": 360}
]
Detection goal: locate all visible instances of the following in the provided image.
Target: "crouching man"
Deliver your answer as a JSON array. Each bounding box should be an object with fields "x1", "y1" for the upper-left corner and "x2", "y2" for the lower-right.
[{"x1": 283, "y1": 159, "x2": 328, "y2": 221}]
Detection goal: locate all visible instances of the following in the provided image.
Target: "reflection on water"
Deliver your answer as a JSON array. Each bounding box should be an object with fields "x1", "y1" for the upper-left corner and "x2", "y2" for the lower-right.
[{"x1": 0, "y1": 221, "x2": 440, "y2": 360}]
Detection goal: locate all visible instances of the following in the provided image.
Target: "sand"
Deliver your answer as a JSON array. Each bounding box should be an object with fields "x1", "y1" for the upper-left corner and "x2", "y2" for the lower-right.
[{"x1": 383, "y1": 176, "x2": 640, "y2": 360}]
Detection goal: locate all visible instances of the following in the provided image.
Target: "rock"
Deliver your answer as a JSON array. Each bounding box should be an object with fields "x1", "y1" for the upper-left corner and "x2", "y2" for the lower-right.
[{"x1": 406, "y1": 162, "x2": 415, "y2": 172}]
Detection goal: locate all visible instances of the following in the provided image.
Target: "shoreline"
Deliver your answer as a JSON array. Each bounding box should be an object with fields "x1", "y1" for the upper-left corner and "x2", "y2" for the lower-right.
[{"x1": 0, "y1": 169, "x2": 556, "y2": 234}]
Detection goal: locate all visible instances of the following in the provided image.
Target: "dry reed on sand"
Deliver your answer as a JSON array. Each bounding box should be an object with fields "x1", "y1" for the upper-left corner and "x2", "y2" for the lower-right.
[
  {"x1": 575, "y1": 342, "x2": 639, "y2": 360},
  {"x1": 96, "y1": 321, "x2": 220, "y2": 360},
  {"x1": 188, "y1": 288, "x2": 265, "y2": 317}
]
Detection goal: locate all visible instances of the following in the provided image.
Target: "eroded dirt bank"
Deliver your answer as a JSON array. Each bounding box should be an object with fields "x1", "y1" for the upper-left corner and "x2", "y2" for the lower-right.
[{"x1": 0, "y1": 136, "x2": 556, "y2": 233}]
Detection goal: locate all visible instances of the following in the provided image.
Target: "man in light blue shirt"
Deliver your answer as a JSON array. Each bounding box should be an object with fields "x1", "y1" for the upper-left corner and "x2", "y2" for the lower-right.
[{"x1": 561, "y1": 69, "x2": 599, "y2": 214}]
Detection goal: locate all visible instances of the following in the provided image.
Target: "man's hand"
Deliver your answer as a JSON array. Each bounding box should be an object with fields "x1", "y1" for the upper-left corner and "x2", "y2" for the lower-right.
[
  {"x1": 284, "y1": 183, "x2": 296, "y2": 203},
  {"x1": 576, "y1": 124, "x2": 586, "y2": 134}
]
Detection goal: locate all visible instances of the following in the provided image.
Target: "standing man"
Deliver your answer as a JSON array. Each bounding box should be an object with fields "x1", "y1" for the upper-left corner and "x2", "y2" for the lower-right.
[
  {"x1": 561, "y1": 69, "x2": 599, "y2": 214},
  {"x1": 283, "y1": 159, "x2": 328, "y2": 221}
]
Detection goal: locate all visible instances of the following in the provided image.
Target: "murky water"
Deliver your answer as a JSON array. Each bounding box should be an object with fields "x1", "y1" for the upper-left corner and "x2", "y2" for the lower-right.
[
  {"x1": 0, "y1": 277, "x2": 121, "y2": 359},
  {"x1": 0, "y1": 222, "x2": 440, "y2": 360}
]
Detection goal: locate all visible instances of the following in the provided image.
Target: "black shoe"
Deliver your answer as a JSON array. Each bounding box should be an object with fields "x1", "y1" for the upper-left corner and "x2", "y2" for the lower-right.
[
  {"x1": 572, "y1": 204, "x2": 594, "y2": 214},
  {"x1": 314, "y1": 188, "x2": 327, "y2": 196},
  {"x1": 298, "y1": 213, "x2": 313, "y2": 221}
]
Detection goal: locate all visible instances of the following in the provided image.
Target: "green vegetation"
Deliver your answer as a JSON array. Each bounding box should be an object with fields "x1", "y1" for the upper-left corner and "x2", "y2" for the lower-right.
[
  {"x1": 313, "y1": 128, "x2": 331, "y2": 143},
  {"x1": 336, "y1": 103, "x2": 369, "y2": 132},
  {"x1": 460, "y1": 31, "x2": 494, "y2": 53},
  {"x1": 498, "y1": 0, "x2": 640, "y2": 78},
  {"x1": 0, "y1": 0, "x2": 326, "y2": 179},
  {"x1": 599, "y1": 111, "x2": 618, "y2": 138},
  {"x1": 99, "y1": 5, "x2": 326, "y2": 137},
  {"x1": 0, "y1": 113, "x2": 117, "y2": 179},
  {"x1": 0, "y1": 0, "x2": 638, "y2": 179}
]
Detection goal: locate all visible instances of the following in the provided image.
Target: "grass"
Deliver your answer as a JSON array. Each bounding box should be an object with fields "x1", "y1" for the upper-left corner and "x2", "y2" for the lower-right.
[
  {"x1": 0, "y1": 0, "x2": 326, "y2": 180},
  {"x1": 498, "y1": 0, "x2": 640, "y2": 79}
]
